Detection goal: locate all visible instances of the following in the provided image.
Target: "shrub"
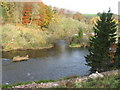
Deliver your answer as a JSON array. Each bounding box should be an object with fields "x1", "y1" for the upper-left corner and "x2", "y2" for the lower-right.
[
  {"x1": 1, "y1": 24, "x2": 51, "y2": 51},
  {"x1": 48, "y1": 16, "x2": 93, "y2": 42}
]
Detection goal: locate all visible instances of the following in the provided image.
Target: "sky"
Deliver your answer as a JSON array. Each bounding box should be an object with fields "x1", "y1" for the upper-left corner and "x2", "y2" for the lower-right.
[{"x1": 42, "y1": 0, "x2": 119, "y2": 14}]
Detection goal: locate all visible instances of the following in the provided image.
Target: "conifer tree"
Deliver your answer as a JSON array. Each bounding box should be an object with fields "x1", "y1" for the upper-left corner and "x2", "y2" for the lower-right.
[
  {"x1": 85, "y1": 10, "x2": 117, "y2": 72},
  {"x1": 115, "y1": 37, "x2": 120, "y2": 68}
]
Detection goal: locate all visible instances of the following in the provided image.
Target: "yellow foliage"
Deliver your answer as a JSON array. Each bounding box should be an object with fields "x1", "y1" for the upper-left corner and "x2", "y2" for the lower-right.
[
  {"x1": 90, "y1": 17, "x2": 100, "y2": 24},
  {"x1": 1, "y1": 24, "x2": 51, "y2": 51}
]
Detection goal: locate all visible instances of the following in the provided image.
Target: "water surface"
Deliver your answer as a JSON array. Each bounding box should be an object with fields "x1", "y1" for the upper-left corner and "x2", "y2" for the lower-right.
[{"x1": 2, "y1": 40, "x2": 90, "y2": 84}]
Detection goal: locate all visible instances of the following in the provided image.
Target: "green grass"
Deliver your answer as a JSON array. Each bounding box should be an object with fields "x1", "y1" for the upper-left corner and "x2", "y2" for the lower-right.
[
  {"x1": 2, "y1": 74, "x2": 120, "y2": 89},
  {"x1": 83, "y1": 14, "x2": 97, "y2": 17},
  {"x1": 1, "y1": 75, "x2": 79, "y2": 89},
  {"x1": 69, "y1": 43, "x2": 77, "y2": 47},
  {"x1": 69, "y1": 43, "x2": 81, "y2": 48},
  {"x1": 34, "y1": 79, "x2": 57, "y2": 84},
  {"x1": 2, "y1": 81, "x2": 32, "y2": 89},
  {"x1": 2, "y1": 80, "x2": 57, "y2": 89},
  {"x1": 59, "y1": 75, "x2": 79, "y2": 80},
  {"x1": 74, "y1": 74, "x2": 120, "y2": 88}
]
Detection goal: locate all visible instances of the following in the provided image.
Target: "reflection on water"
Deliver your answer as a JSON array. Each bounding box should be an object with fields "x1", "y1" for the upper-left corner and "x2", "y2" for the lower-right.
[{"x1": 2, "y1": 40, "x2": 91, "y2": 84}]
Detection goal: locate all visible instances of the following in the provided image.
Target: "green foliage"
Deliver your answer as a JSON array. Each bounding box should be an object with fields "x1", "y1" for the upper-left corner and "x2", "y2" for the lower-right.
[
  {"x1": 48, "y1": 16, "x2": 92, "y2": 41},
  {"x1": 70, "y1": 28, "x2": 83, "y2": 45},
  {"x1": 0, "y1": 6, "x2": 8, "y2": 21},
  {"x1": 85, "y1": 10, "x2": 117, "y2": 72},
  {"x1": 115, "y1": 38, "x2": 120, "y2": 68},
  {"x1": 74, "y1": 74, "x2": 120, "y2": 88},
  {"x1": 52, "y1": 85, "x2": 66, "y2": 88},
  {"x1": 2, "y1": 72, "x2": 120, "y2": 89},
  {"x1": 83, "y1": 14, "x2": 97, "y2": 17},
  {"x1": 2, "y1": 79, "x2": 57, "y2": 89},
  {"x1": 60, "y1": 75, "x2": 79, "y2": 80},
  {"x1": 78, "y1": 28, "x2": 83, "y2": 38},
  {"x1": 34, "y1": 80, "x2": 56, "y2": 84},
  {"x1": 0, "y1": 2, "x2": 24, "y2": 23},
  {"x1": 2, "y1": 81, "x2": 32, "y2": 89},
  {"x1": 69, "y1": 43, "x2": 77, "y2": 47},
  {"x1": 0, "y1": 2, "x2": 16, "y2": 22}
]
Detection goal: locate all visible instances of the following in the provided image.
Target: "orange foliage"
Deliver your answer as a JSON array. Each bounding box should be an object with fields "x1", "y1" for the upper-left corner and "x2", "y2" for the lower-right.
[
  {"x1": 22, "y1": 3, "x2": 33, "y2": 25},
  {"x1": 21, "y1": 2, "x2": 53, "y2": 29},
  {"x1": 37, "y1": 2, "x2": 53, "y2": 28}
]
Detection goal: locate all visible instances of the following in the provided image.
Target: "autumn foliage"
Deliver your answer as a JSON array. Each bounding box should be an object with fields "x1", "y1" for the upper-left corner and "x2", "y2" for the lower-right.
[
  {"x1": 21, "y1": 2, "x2": 53, "y2": 29},
  {"x1": 22, "y1": 3, "x2": 33, "y2": 25}
]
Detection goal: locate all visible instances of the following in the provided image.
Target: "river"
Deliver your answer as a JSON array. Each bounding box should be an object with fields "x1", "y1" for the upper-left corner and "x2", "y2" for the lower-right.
[{"x1": 2, "y1": 40, "x2": 91, "y2": 84}]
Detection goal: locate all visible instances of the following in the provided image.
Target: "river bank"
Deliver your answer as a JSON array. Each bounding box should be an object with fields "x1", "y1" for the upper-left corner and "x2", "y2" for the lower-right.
[
  {"x1": 1, "y1": 23, "x2": 91, "y2": 52},
  {"x1": 69, "y1": 44, "x2": 89, "y2": 48},
  {"x1": 2, "y1": 69, "x2": 120, "y2": 89},
  {"x1": 2, "y1": 45, "x2": 53, "y2": 52}
]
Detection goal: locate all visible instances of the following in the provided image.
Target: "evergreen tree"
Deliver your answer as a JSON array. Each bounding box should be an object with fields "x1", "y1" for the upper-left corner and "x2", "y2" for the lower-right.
[
  {"x1": 115, "y1": 37, "x2": 120, "y2": 68},
  {"x1": 85, "y1": 10, "x2": 117, "y2": 72}
]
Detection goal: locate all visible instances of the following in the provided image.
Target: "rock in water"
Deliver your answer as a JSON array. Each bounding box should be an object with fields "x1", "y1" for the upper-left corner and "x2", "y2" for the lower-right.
[{"x1": 12, "y1": 55, "x2": 29, "y2": 62}]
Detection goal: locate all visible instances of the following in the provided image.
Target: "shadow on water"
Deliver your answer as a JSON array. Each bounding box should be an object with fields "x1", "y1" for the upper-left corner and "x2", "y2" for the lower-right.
[
  {"x1": 2, "y1": 40, "x2": 68, "y2": 59},
  {"x1": 2, "y1": 40, "x2": 91, "y2": 84}
]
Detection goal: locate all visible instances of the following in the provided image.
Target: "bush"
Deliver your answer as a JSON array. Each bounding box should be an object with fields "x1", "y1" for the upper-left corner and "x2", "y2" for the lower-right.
[
  {"x1": 74, "y1": 74, "x2": 120, "y2": 88},
  {"x1": 1, "y1": 24, "x2": 52, "y2": 51},
  {"x1": 48, "y1": 16, "x2": 93, "y2": 42}
]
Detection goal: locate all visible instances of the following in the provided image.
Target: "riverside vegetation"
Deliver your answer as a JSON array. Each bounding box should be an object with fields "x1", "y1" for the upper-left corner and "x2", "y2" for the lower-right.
[
  {"x1": 0, "y1": 2, "x2": 118, "y2": 51},
  {"x1": 0, "y1": 1, "x2": 100, "y2": 51},
  {"x1": 1, "y1": 18, "x2": 93, "y2": 51},
  {"x1": 2, "y1": 70, "x2": 120, "y2": 88},
  {"x1": 1, "y1": 1, "x2": 120, "y2": 89}
]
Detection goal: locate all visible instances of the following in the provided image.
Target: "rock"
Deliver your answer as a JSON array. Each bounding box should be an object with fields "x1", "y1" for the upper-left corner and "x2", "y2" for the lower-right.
[
  {"x1": 52, "y1": 83, "x2": 59, "y2": 87},
  {"x1": 5, "y1": 83, "x2": 9, "y2": 85},
  {"x1": 89, "y1": 71, "x2": 104, "y2": 79},
  {"x1": 12, "y1": 55, "x2": 29, "y2": 62}
]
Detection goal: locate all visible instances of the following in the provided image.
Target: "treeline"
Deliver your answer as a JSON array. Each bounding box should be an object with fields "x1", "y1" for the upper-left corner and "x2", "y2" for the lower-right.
[
  {"x1": 0, "y1": 1, "x2": 94, "y2": 51},
  {"x1": 1, "y1": 1, "x2": 118, "y2": 51},
  {"x1": 0, "y1": 2, "x2": 54, "y2": 29},
  {"x1": 0, "y1": 1, "x2": 100, "y2": 29}
]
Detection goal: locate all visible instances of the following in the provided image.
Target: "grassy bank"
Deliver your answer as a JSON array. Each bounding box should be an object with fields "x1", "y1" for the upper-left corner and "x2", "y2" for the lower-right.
[
  {"x1": 2, "y1": 75, "x2": 79, "y2": 89},
  {"x1": 2, "y1": 70, "x2": 120, "y2": 89},
  {"x1": 74, "y1": 74, "x2": 120, "y2": 88},
  {"x1": 69, "y1": 43, "x2": 89, "y2": 48},
  {"x1": 69, "y1": 43, "x2": 82, "y2": 48}
]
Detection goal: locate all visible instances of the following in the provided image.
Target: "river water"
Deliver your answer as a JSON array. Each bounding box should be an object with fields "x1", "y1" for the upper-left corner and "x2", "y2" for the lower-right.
[{"x1": 2, "y1": 40, "x2": 91, "y2": 84}]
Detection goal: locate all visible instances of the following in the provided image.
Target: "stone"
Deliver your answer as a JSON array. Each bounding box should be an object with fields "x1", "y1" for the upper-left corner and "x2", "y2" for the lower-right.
[{"x1": 89, "y1": 71, "x2": 104, "y2": 79}]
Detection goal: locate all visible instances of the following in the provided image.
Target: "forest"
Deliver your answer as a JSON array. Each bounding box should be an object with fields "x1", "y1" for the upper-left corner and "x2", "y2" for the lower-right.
[{"x1": 0, "y1": 1, "x2": 109, "y2": 51}]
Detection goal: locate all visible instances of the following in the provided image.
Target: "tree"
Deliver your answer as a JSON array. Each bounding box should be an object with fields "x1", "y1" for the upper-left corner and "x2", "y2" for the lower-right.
[
  {"x1": 115, "y1": 24, "x2": 120, "y2": 68},
  {"x1": 22, "y1": 2, "x2": 33, "y2": 25},
  {"x1": 0, "y1": 1, "x2": 15, "y2": 23},
  {"x1": 85, "y1": 10, "x2": 117, "y2": 72},
  {"x1": 73, "y1": 12, "x2": 84, "y2": 21},
  {"x1": 37, "y1": 2, "x2": 53, "y2": 29}
]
